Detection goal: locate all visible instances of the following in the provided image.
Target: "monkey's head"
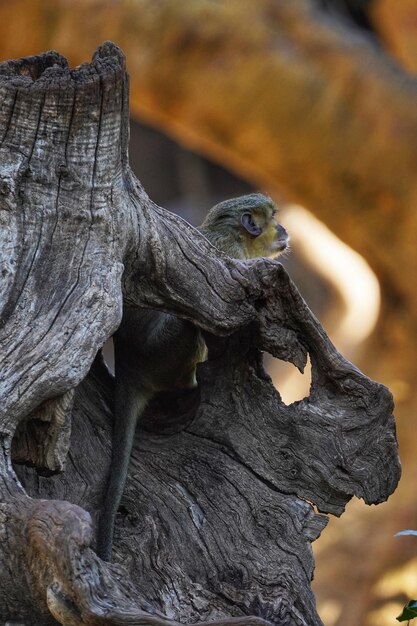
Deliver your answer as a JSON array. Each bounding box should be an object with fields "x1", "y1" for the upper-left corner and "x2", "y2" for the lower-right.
[{"x1": 200, "y1": 193, "x2": 289, "y2": 260}]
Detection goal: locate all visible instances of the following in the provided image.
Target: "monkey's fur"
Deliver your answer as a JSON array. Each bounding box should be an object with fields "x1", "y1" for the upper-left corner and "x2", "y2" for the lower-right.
[{"x1": 97, "y1": 193, "x2": 289, "y2": 561}]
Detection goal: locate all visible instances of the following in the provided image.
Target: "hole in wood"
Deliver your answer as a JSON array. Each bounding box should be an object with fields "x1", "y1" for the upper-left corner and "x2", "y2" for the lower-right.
[{"x1": 264, "y1": 353, "x2": 312, "y2": 405}]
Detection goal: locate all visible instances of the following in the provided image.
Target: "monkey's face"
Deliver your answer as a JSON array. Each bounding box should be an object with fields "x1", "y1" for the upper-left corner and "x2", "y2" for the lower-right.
[
  {"x1": 241, "y1": 209, "x2": 289, "y2": 259},
  {"x1": 200, "y1": 193, "x2": 289, "y2": 261}
]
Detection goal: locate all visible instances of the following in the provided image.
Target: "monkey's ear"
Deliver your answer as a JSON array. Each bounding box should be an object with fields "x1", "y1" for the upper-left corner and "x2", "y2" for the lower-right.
[{"x1": 241, "y1": 212, "x2": 262, "y2": 237}]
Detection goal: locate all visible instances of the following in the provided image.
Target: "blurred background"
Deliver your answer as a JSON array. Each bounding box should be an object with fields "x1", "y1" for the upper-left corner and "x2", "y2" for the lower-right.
[{"x1": 1, "y1": 0, "x2": 417, "y2": 624}]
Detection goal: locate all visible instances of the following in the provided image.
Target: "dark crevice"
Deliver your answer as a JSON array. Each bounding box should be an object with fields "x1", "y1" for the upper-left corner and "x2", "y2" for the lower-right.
[{"x1": 0, "y1": 88, "x2": 18, "y2": 146}]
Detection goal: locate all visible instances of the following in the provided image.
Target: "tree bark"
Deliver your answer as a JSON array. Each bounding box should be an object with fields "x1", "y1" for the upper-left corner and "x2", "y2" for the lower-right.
[{"x1": 0, "y1": 43, "x2": 400, "y2": 626}]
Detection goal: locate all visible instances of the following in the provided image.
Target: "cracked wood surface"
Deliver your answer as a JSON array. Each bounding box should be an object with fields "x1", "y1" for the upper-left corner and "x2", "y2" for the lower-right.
[{"x1": 0, "y1": 43, "x2": 400, "y2": 626}]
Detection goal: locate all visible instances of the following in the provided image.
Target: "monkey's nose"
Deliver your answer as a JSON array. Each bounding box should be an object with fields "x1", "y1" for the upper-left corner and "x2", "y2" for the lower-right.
[{"x1": 276, "y1": 224, "x2": 288, "y2": 240}]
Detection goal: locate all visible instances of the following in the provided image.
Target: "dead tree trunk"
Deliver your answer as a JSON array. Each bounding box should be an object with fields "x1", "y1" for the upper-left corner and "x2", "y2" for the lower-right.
[{"x1": 0, "y1": 43, "x2": 400, "y2": 626}]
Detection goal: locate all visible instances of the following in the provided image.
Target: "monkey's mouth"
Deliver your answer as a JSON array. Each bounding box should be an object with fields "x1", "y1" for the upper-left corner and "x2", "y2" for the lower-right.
[{"x1": 272, "y1": 238, "x2": 289, "y2": 254}]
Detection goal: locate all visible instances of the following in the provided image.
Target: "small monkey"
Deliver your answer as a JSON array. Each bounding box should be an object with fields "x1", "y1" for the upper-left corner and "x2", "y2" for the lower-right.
[{"x1": 97, "y1": 193, "x2": 289, "y2": 561}]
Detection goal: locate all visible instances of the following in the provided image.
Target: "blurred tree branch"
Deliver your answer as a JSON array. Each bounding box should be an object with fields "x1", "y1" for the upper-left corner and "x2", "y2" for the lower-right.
[{"x1": 372, "y1": 0, "x2": 417, "y2": 73}]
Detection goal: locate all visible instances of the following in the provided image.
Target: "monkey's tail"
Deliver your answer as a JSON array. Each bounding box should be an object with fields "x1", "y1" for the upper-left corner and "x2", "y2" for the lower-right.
[{"x1": 97, "y1": 382, "x2": 150, "y2": 562}]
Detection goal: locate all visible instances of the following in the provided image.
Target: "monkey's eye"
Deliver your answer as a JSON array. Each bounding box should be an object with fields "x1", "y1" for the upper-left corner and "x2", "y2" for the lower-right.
[{"x1": 241, "y1": 213, "x2": 262, "y2": 237}]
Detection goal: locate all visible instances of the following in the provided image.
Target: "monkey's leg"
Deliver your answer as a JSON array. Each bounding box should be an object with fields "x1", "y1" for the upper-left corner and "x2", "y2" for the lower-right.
[{"x1": 97, "y1": 379, "x2": 150, "y2": 561}]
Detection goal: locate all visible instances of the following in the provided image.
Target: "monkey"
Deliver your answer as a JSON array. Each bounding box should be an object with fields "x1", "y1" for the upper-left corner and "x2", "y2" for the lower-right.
[{"x1": 97, "y1": 193, "x2": 289, "y2": 561}]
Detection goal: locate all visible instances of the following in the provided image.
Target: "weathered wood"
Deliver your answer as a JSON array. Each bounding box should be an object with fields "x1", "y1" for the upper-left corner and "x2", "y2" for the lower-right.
[{"x1": 0, "y1": 43, "x2": 400, "y2": 626}]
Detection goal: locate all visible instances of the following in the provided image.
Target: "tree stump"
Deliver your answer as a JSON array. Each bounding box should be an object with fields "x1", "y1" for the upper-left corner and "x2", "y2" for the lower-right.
[{"x1": 0, "y1": 42, "x2": 400, "y2": 626}]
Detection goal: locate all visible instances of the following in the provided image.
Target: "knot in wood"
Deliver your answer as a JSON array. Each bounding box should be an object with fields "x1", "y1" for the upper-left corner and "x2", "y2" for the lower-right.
[{"x1": 0, "y1": 179, "x2": 11, "y2": 197}]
